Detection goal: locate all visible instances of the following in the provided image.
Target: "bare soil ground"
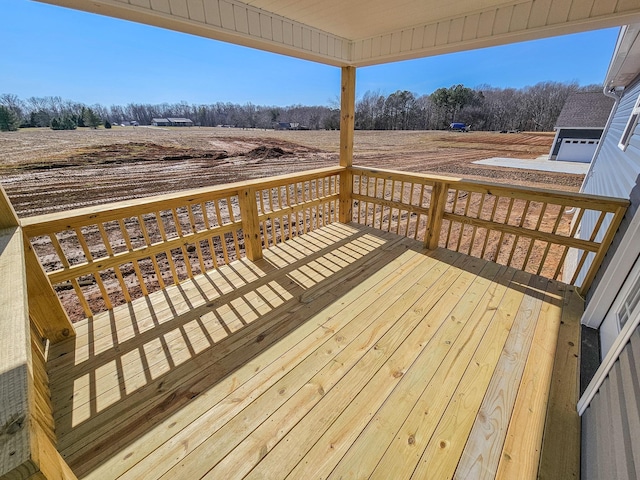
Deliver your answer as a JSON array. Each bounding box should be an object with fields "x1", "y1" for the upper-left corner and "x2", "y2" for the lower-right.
[
  {"x1": 1, "y1": 127, "x2": 580, "y2": 321},
  {"x1": 0, "y1": 127, "x2": 573, "y2": 218}
]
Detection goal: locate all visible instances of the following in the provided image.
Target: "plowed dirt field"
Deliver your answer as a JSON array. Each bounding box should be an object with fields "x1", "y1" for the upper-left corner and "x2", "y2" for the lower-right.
[
  {"x1": 0, "y1": 127, "x2": 572, "y2": 218},
  {"x1": 1, "y1": 127, "x2": 579, "y2": 321}
]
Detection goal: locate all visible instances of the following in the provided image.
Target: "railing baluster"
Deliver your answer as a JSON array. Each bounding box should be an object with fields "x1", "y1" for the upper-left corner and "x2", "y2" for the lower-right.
[
  {"x1": 137, "y1": 214, "x2": 165, "y2": 289},
  {"x1": 480, "y1": 195, "x2": 499, "y2": 258},
  {"x1": 467, "y1": 193, "x2": 485, "y2": 256},
  {"x1": 286, "y1": 184, "x2": 293, "y2": 238},
  {"x1": 200, "y1": 202, "x2": 219, "y2": 269},
  {"x1": 414, "y1": 184, "x2": 426, "y2": 241},
  {"x1": 521, "y1": 203, "x2": 548, "y2": 271},
  {"x1": 494, "y1": 197, "x2": 515, "y2": 262},
  {"x1": 214, "y1": 200, "x2": 231, "y2": 264},
  {"x1": 506, "y1": 200, "x2": 531, "y2": 267},
  {"x1": 445, "y1": 188, "x2": 459, "y2": 248},
  {"x1": 455, "y1": 190, "x2": 473, "y2": 252}
]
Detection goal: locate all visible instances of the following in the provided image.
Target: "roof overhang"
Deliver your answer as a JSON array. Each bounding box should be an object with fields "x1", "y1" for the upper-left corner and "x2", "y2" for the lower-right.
[
  {"x1": 38, "y1": 0, "x2": 640, "y2": 68},
  {"x1": 605, "y1": 24, "x2": 640, "y2": 88}
]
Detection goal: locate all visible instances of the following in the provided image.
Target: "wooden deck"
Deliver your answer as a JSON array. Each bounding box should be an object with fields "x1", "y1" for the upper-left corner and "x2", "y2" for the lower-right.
[{"x1": 47, "y1": 222, "x2": 582, "y2": 480}]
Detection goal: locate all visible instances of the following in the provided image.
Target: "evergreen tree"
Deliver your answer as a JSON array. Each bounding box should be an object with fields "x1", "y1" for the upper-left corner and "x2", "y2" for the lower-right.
[
  {"x1": 62, "y1": 114, "x2": 77, "y2": 130},
  {"x1": 51, "y1": 115, "x2": 78, "y2": 130},
  {"x1": 104, "y1": 119, "x2": 112, "y2": 129},
  {"x1": 0, "y1": 106, "x2": 20, "y2": 131},
  {"x1": 84, "y1": 108, "x2": 101, "y2": 128},
  {"x1": 77, "y1": 107, "x2": 86, "y2": 127}
]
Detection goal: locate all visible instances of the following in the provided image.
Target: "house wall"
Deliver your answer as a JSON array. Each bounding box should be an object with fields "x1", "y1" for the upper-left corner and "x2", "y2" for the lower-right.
[
  {"x1": 580, "y1": 76, "x2": 640, "y2": 479},
  {"x1": 581, "y1": 323, "x2": 640, "y2": 480},
  {"x1": 577, "y1": 77, "x2": 640, "y2": 290}
]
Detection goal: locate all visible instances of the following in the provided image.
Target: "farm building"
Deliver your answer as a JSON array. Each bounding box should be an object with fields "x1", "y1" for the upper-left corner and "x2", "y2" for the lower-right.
[
  {"x1": 549, "y1": 91, "x2": 616, "y2": 163},
  {"x1": 3, "y1": 1, "x2": 640, "y2": 480},
  {"x1": 152, "y1": 118, "x2": 194, "y2": 126},
  {"x1": 167, "y1": 117, "x2": 194, "y2": 127},
  {"x1": 151, "y1": 118, "x2": 171, "y2": 126}
]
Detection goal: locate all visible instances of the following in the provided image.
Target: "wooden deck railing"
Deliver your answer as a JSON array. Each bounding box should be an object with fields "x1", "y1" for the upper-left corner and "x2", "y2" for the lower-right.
[
  {"x1": 21, "y1": 167, "x2": 341, "y2": 320},
  {"x1": 350, "y1": 166, "x2": 628, "y2": 294},
  {"x1": 20, "y1": 165, "x2": 627, "y2": 321}
]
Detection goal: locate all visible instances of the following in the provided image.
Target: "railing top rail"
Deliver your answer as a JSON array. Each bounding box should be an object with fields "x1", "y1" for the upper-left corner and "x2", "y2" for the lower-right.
[
  {"x1": 350, "y1": 165, "x2": 630, "y2": 210},
  {"x1": 22, "y1": 166, "x2": 345, "y2": 236}
]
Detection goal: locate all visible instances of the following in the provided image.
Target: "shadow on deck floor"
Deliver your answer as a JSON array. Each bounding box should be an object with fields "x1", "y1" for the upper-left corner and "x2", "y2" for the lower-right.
[{"x1": 47, "y1": 222, "x2": 581, "y2": 479}]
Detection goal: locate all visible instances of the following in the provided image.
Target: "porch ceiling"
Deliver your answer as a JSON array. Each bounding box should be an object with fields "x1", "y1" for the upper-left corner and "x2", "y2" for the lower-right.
[{"x1": 37, "y1": 0, "x2": 640, "y2": 67}]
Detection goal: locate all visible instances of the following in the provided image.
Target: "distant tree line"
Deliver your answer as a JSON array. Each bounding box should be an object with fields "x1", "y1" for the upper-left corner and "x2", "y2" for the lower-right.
[{"x1": 0, "y1": 81, "x2": 600, "y2": 133}]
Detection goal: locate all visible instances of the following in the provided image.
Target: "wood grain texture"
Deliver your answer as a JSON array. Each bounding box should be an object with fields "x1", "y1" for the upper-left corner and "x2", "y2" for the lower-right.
[
  {"x1": 0, "y1": 186, "x2": 19, "y2": 229},
  {"x1": 537, "y1": 285, "x2": 582, "y2": 480},
  {"x1": 454, "y1": 274, "x2": 549, "y2": 480},
  {"x1": 339, "y1": 66, "x2": 355, "y2": 223},
  {"x1": 0, "y1": 227, "x2": 32, "y2": 478},
  {"x1": 39, "y1": 223, "x2": 582, "y2": 479},
  {"x1": 495, "y1": 279, "x2": 565, "y2": 479}
]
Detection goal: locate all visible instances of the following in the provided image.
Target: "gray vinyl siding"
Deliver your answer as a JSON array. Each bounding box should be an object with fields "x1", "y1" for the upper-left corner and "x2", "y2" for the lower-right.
[
  {"x1": 581, "y1": 325, "x2": 640, "y2": 480},
  {"x1": 578, "y1": 77, "x2": 640, "y2": 291}
]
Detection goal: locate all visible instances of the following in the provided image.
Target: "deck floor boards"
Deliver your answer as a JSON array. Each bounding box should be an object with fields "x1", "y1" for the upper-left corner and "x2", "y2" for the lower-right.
[{"x1": 48, "y1": 223, "x2": 581, "y2": 479}]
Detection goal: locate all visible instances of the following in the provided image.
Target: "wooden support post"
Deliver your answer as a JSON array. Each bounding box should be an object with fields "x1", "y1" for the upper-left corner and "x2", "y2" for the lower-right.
[
  {"x1": 0, "y1": 227, "x2": 77, "y2": 480},
  {"x1": 339, "y1": 66, "x2": 356, "y2": 224},
  {"x1": 425, "y1": 181, "x2": 448, "y2": 250},
  {"x1": 238, "y1": 187, "x2": 263, "y2": 261},
  {"x1": 24, "y1": 237, "x2": 74, "y2": 343},
  {"x1": 0, "y1": 186, "x2": 74, "y2": 343}
]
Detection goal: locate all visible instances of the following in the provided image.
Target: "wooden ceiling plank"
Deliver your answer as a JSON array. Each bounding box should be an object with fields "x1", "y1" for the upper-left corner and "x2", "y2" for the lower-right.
[
  {"x1": 494, "y1": 5, "x2": 514, "y2": 35},
  {"x1": 203, "y1": 0, "x2": 222, "y2": 26},
  {"x1": 568, "y1": 0, "x2": 595, "y2": 22},
  {"x1": 548, "y1": 0, "x2": 572, "y2": 25},
  {"x1": 169, "y1": 0, "x2": 188, "y2": 18},
  {"x1": 234, "y1": 4, "x2": 250, "y2": 34},
  {"x1": 187, "y1": 0, "x2": 205, "y2": 23},
  {"x1": 259, "y1": 12, "x2": 272, "y2": 39},
  {"x1": 511, "y1": 2, "x2": 531, "y2": 32},
  {"x1": 477, "y1": 9, "x2": 496, "y2": 38},
  {"x1": 150, "y1": 0, "x2": 171, "y2": 15},
  {"x1": 449, "y1": 16, "x2": 465, "y2": 43},
  {"x1": 527, "y1": 0, "x2": 552, "y2": 28},
  {"x1": 463, "y1": 13, "x2": 481, "y2": 41}
]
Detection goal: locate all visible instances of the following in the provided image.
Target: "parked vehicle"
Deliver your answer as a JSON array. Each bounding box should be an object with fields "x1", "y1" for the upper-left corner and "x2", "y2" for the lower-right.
[{"x1": 450, "y1": 122, "x2": 470, "y2": 132}]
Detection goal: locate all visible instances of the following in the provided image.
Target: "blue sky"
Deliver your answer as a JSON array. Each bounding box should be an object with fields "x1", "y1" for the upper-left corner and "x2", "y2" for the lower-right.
[{"x1": 1, "y1": 0, "x2": 620, "y2": 107}]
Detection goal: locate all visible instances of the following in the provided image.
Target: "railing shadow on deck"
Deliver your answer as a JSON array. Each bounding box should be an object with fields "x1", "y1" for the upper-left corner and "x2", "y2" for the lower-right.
[{"x1": 49, "y1": 223, "x2": 416, "y2": 474}]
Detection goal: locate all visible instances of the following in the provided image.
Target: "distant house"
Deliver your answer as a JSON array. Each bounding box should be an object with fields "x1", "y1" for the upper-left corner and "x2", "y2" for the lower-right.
[
  {"x1": 549, "y1": 91, "x2": 615, "y2": 162},
  {"x1": 167, "y1": 117, "x2": 194, "y2": 127},
  {"x1": 275, "y1": 122, "x2": 300, "y2": 130},
  {"x1": 152, "y1": 118, "x2": 194, "y2": 127}
]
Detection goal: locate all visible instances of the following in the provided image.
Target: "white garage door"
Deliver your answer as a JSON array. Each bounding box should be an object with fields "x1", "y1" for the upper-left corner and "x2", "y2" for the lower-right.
[{"x1": 556, "y1": 138, "x2": 599, "y2": 163}]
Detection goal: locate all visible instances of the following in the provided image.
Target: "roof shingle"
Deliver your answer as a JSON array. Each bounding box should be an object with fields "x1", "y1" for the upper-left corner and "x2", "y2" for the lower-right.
[{"x1": 555, "y1": 91, "x2": 616, "y2": 129}]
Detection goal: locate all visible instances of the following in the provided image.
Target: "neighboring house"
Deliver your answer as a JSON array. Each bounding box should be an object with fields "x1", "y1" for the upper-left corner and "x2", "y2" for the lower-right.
[
  {"x1": 275, "y1": 122, "x2": 300, "y2": 130},
  {"x1": 152, "y1": 118, "x2": 193, "y2": 126},
  {"x1": 166, "y1": 117, "x2": 194, "y2": 126},
  {"x1": 573, "y1": 24, "x2": 640, "y2": 478},
  {"x1": 152, "y1": 118, "x2": 171, "y2": 126},
  {"x1": 549, "y1": 91, "x2": 615, "y2": 162}
]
